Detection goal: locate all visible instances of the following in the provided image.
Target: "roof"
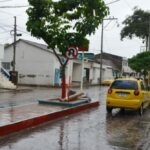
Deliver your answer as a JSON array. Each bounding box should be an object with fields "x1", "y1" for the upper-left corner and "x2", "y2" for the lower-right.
[
  {"x1": 94, "y1": 52, "x2": 123, "y2": 71},
  {"x1": 5, "y1": 39, "x2": 54, "y2": 54},
  {"x1": 22, "y1": 39, "x2": 49, "y2": 51}
]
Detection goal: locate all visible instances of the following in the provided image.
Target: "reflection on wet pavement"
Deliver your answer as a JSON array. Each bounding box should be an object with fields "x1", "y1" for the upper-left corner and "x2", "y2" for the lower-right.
[
  {"x1": 0, "y1": 104, "x2": 66, "y2": 126},
  {"x1": 1, "y1": 86, "x2": 150, "y2": 150}
]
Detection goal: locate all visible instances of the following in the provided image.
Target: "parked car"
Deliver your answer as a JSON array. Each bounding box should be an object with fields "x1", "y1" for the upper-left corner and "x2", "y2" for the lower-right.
[
  {"x1": 101, "y1": 79, "x2": 114, "y2": 86},
  {"x1": 106, "y1": 78, "x2": 150, "y2": 115}
]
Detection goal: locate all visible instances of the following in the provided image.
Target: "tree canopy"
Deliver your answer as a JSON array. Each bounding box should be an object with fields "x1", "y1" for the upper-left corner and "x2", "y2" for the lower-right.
[
  {"x1": 128, "y1": 51, "x2": 150, "y2": 77},
  {"x1": 26, "y1": 0, "x2": 109, "y2": 57},
  {"x1": 120, "y1": 8, "x2": 150, "y2": 49},
  {"x1": 26, "y1": 0, "x2": 109, "y2": 98}
]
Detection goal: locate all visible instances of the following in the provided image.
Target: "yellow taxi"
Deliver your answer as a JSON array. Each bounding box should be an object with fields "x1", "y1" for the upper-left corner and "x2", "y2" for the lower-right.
[
  {"x1": 101, "y1": 79, "x2": 114, "y2": 86},
  {"x1": 106, "y1": 78, "x2": 150, "y2": 115}
]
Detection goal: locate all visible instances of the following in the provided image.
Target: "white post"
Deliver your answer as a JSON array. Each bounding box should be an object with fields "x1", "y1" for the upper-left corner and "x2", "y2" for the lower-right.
[{"x1": 80, "y1": 51, "x2": 84, "y2": 91}]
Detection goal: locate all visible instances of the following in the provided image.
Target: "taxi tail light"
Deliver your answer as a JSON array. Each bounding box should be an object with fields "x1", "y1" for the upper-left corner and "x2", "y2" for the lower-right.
[
  {"x1": 134, "y1": 90, "x2": 139, "y2": 96},
  {"x1": 108, "y1": 88, "x2": 112, "y2": 94}
]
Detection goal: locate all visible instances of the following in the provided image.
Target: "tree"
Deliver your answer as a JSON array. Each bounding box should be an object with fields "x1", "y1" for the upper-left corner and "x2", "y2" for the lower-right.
[
  {"x1": 121, "y1": 8, "x2": 150, "y2": 50},
  {"x1": 128, "y1": 51, "x2": 150, "y2": 81},
  {"x1": 26, "y1": 0, "x2": 109, "y2": 98}
]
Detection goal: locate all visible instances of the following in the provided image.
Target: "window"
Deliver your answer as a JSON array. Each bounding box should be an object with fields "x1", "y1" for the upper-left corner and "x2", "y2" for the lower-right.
[
  {"x1": 2, "y1": 62, "x2": 11, "y2": 70},
  {"x1": 111, "y1": 80, "x2": 138, "y2": 90}
]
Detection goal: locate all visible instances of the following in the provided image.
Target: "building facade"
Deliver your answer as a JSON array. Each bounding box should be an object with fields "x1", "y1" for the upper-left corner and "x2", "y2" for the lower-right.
[
  {"x1": 3, "y1": 39, "x2": 61, "y2": 86},
  {"x1": 0, "y1": 44, "x2": 4, "y2": 68},
  {"x1": 2, "y1": 39, "x2": 116, "y2": 86},
  {"x1": 95, "y1": 52, "x2": 133, "y2": 78}
]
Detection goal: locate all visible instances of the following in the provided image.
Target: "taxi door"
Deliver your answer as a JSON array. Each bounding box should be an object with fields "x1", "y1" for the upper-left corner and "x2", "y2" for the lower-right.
[{"x1": 140, "y1": 81, "x2": 150, "y2": 109}]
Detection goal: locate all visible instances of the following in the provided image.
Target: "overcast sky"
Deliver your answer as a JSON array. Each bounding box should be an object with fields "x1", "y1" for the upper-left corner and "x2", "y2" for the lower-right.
[{"x1": 0, "y1": 0, "x2": 149, "y2": 58}]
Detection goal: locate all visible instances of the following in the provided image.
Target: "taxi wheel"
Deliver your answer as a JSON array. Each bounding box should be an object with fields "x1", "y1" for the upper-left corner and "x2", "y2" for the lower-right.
[
  {"x1": 138, "y1": 104, "x2": 144, "y2": 116},
  {"x1": 106, "y1": 106, "x2": 112, "y2": 113}
]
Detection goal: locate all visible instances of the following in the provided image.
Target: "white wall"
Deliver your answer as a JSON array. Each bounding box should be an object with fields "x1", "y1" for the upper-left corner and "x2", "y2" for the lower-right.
[
  {"x1": 103, "y1": 66, "x2": 114, "y2": 80},
  {"x1": 3, "y1": 41, "x2": 60, "y2": 86},
  {"x1": 72, "y1": 61, "x2": 82, "y2": 82},
  {"x1": 122, "y1": 58, "x2": 133, "y2": 74},
  {"x1": 92, "y1": 63, "x2": 100, "y2": 84},
  {"x1": 0, "y1": 44, "x2": 4, "y2": 68}
]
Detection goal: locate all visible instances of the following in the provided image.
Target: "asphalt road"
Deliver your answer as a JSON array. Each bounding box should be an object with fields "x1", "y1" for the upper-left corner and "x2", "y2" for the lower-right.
[{"x1": 0, "y1": 86, "x2": 150, "y2": 150}]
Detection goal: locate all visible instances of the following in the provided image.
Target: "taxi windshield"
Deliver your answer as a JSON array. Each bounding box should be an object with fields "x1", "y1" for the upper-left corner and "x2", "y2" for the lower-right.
[{"x1": 111, "y1": 80, "x2": 138, "y2": 90}]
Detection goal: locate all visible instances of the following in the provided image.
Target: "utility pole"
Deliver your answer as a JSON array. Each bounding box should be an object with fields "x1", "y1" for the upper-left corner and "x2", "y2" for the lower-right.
[
  {"x1": 10, "y1": 16, "x2": 21, "y2": 85},
  {"x1": 99, "y1": 17, "x2": 118, "y2": 85},
  {"x1": 99, "y1": 21, "x2": 103, "y2": 86},
  {"x1": 148, "y1": 15, "x2": 150, "y2": 51},
  {"x1": 13, "y1": 16, "x2": 16, "y2": 71}
]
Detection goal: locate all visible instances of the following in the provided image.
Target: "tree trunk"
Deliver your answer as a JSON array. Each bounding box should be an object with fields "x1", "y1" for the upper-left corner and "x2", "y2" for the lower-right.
[
  {"x1": 52, "y1": 49, "x2": 69, "y2": 99},
  {"x1": 61, "y1": 65, "x2": 66, "y2": 99},
  {"x1": 146, "y1": 36, "x2": 148, "y2": 51}
]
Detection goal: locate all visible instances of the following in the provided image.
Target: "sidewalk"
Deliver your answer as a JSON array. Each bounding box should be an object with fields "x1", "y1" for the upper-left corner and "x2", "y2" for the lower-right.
[
  {"x1": 0, "y1": 103, "x2": 66, "y2": 126},
  {"x1": 0, "y1": 86, "x2": 32, "y2": 93},
  {"x1": 0, "y1": 101, "x2": 99, "y2": 137}
]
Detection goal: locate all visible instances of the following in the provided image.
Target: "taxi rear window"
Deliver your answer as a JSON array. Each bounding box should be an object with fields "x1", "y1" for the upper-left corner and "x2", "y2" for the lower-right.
[{"x1": 111, "y1": 80, "x2": 138, "y2": 90}]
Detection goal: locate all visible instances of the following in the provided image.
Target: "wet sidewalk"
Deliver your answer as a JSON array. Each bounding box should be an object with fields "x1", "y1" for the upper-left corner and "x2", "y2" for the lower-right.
[
  {"x1": 0, "y1": 103, "x2": 66, "y2": 126},
  {"x1": 0, "y1": 101, "x2": 99, "y2": 137}
]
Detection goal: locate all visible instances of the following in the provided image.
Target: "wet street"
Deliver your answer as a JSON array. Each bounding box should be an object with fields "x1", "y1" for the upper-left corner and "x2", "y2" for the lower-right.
[{"x1": 1, "y1": 86, "x2": 150, "y2": 150}]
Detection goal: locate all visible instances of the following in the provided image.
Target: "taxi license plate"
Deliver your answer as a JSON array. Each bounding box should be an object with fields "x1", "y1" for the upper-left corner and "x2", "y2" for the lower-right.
[{"x1": 118, "y1": 93, "x2": 127, "y2": 97}]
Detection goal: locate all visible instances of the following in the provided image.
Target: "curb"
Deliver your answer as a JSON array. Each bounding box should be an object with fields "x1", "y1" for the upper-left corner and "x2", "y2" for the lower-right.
[
  {"x1": 0, "y1": 88, "x2": 32, "y2": 93},
  {"x1": 0, "y1": 101, "x2": 99, "y2": 137}
]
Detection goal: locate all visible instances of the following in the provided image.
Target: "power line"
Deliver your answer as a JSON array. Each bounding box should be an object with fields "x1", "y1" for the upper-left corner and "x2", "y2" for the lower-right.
[
  {"x1": 0, "y1": 31, "x2": 10, "y2": 34},
  {"x1": 104, "y1": 20, "x2": 113, "y2": 29},
  {"x1": 0, "y1": 0, "x2": 12, "y2": 2},
  {"x1": 0, "y1": 5, "x2": 29, "y2": 8},
  {"x1": 123, "y1": 0, "x2": 132, "y2": 10},
  {"x1": 0, "y1": 9, "x2": 13, "y2": 15},
  {"x1": 0, "y1": 22, "x2": 13, "y2": 28},
  {"x1": 106, "y1": 0, "x2": 121, "y2": 5},
  {"x1": 0, "y1": 25, "x2": 11, "y2": 32},
  {"x1": 17, "y1": 29, "x2": 31, "y2": 36}
]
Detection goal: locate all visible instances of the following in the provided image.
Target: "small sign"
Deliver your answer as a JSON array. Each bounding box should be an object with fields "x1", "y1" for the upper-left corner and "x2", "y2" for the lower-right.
[
  {"x1": 77, "y1": 53, "x2": 94, "y2": 60},
  {"x1": 78, "y1": 47, "x2": 88, "y2": 52},
  {"x1": 65, "y1": 47, "x2": 78, "y2": 59}
]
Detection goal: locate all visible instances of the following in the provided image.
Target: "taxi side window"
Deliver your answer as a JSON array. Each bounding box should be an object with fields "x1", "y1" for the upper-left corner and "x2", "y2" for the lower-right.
[{"x1": 140, "y1": 82, "x2": 145, "y2": 91}]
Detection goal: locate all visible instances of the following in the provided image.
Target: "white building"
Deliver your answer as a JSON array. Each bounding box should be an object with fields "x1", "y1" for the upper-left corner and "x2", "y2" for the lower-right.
[
  {"x1": 2, "y1": 39, "x2": 113, "y2": 86},
  {"x1": 3, "y1": 39, "x2": 61, "y2": 86},
  {"x1": 0, "y1": 44, "x2": 16, "y2": 89},
  {"x1": 122, "y1": 57, "x2": 135, "y2": 76},
  {"x1": 0, "y1": 44, "x2": 4, "y2": 68}
]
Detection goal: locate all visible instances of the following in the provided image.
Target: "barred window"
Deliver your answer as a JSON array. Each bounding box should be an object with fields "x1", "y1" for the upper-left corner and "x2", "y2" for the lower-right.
[{"x1": 2, "y1": 62, "x2": 11, "y2": 70}]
